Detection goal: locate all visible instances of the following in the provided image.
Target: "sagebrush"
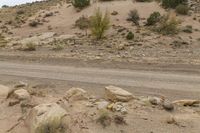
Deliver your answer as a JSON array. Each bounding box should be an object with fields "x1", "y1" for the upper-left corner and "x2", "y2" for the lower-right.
[
  {"x1": 90, "y1": 9, "x2": 110, "y2": 39},
  {"x1": 156, "y1": 14, "x2": 179, "y2": 35}
]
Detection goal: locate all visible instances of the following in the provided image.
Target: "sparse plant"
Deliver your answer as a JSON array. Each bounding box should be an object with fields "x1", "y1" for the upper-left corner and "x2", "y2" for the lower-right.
[
  {"x1": 176, "y1": 4, "x2": 189, "y2": 15},
  {"x1": 90, "y1": 9, "x2": 110, "y2": 40},
  {"x1": 0, "y1": 34, "x2": 8, "y2": 47},
  {"x1": 52, "y1": 43, "x2": 64, "y2": 51},
  {"x1": 156, "y1": 14, "x2": 179, "y2": 35},
  {"x1": 35, "y1": 117, "x2": 66, "y2": 133},
  {"x1": 96, "y1": 110, "x2": 112, "y2": 128},
  {"x1": 146, "y1": 12, "x2": 161, "y2": 26},
  {"x1": 127, "y1": 9, "x2": 140, "y2": 25},
  {"x1": 16, "y1": 10, "x2": 25, "y2": 15},
  {"x1": 29, "y1": 20, "x2": 39, "y2": 27},
  {"x1": 126, "y1": 31, "x2": 134, "y2": 40},
  {"x1": 113, "y1": 115, "x2": 127, "y2": 125},
  {"x1": 22, "y1": 43, "x2": 36, "y2": 51},
  {"x1": 72, "y1": 0, "x2": 90, "y2": 9},
  {"x1": 162, "y1": 0, "x2": 188, "y2": 8}
]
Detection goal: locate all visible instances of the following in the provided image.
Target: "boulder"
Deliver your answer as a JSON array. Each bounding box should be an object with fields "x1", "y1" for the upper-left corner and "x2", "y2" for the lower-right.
[
  {"x1": 149, "y1": 97, "x2": 163, "y2": 105},
  {"x1": 105, "y1": 86, "x2": 133, "y2": 102},
  {"x1": 13, "y1": 89, "x2": 30, "y2": 101},
  {"x1": 163, "y1": 100, "x2": 174, "y2": 111},
  {"x1": 25, "y1": 103, "x2": 68, "y2": 133},
  {"x1": 64, "y1": 88, "x2": 88, "y2": 101},
  {"x1": 0, "y1": 84, "x2": 10, "y2": 100},
  {"x1": 173, "y1": 100, "x2": 200, "y2": 106}
]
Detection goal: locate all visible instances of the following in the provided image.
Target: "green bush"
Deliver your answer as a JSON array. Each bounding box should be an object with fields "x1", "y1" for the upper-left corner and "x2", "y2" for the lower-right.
[
  {"x1": 126, "y1": 32, "x2": 134, "y2": 40},
  {"x1": 162, "y1": 0, "x2": 187, "y2": 8},
  {"x1": 176, "y1": 4, "x2": 189, "y2": 15},
  {"x1": 127, "y1": 9, "x2": 140, "y2": 25},
  {"x1": 90, "y1": 9, "x2": 110, "y2": 39},
  {"x1": 156, "y1": 14, "x2": 179, "y2": 35},
  {"x1": 72, "y1": 0, "x2": 90, "y2": 9},
  {"x1": 147, "y1": 12, "x2": 161, "y2": 26}
]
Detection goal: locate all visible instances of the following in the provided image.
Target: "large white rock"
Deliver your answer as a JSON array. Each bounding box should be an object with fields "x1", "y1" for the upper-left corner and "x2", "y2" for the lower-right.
[
  {"x1": 0, "y1": 84, "x2": 10, "y2": 100},
  {"x1": 64, "y1": 88, "x2": 88, "y2": 101},
  {"x1": 105, "y1": 86, "x2": 133, "y2": 102},
  {"x1": 26, "y1": 103, "x2": 68, "y2": 133},
  {"x1": 13, "y1": 89, "x2": 30, "y2": 101}
]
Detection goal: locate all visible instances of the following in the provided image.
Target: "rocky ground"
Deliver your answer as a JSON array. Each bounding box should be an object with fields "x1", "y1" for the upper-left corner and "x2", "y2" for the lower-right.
[{"x1": 0, "y1": 83, "x2": 200, "y2": 133}]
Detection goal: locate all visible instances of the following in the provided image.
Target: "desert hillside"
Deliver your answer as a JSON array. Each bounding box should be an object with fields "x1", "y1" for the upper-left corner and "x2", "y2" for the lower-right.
[
  {"x1": 0, "y1": 0, "x2": 199, "y2": 64},
  {"x1": 0, "y1": 0, "x2": 200, "y2": 133}
]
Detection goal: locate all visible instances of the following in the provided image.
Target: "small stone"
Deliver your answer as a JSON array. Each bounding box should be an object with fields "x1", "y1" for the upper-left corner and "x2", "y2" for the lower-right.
[
  {"x1": 13, "y1": 89, "x2": 30, "y2": 101},
  {"x1": 149, "y1": 97, "x2": 163, "y2": 105},
  {"x1": 64, "y1": 87, "x2": 88, "y2": 101},
  {"x1": 120, "y1": 107, "x2": 128, "y2": 114},
  {"x1": 117, "y1": 44, "x2": 125, "y2": 50},
  {"x1": 111, "y1": 11, "x2": 118, "y2": 16},
  {"x1": 163, "y1": 100, "x2": 174, "y2": 111}
]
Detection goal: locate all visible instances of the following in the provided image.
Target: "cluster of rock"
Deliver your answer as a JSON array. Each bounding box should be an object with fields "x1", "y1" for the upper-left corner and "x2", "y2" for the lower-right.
[{"x1": 0, "y1": 84, "x2": 200, "y2": 132}]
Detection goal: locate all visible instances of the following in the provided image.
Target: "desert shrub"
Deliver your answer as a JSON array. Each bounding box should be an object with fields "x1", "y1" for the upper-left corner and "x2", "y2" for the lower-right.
[
  {"x1": 96, "y1": 110, "x2": 112, "y2": 128},
  {"x1": 127, "y1": 9, "x2": 140, "y2": 25},
  {"x1": 29, "y1": 20, "x2": 39, "y2": 27},
  {"x1": 113, "y1": 115, "x2": 127, "y2": 125},
  {"x1": 176, "y1": 4, "x2": 189, "y2": 15},
  {"x1": 90, "y1": 9, "x2": 110, "y2": 39},
  {"x1": 126, "y1": 32, "x2": 134, "y2": 40},
  {"x1": 52, "y1": 43, "x2": 64, "y2": 51},
  {"x1": 72, "y1": 0, "x2": 90, "y2": 9},
  {"x1": 162, "y1": 0, "x2": 188, "y2": 8},
  {"x1": 156, "y1": 14, "x2": 179, "y2": 35},
  {"x1": 35, "y1": 117, "x2": 66, "y2": 133},
  {"x1": 147, "y1": 12, "x2": 161, "y2": 26},
  {"x1": 22, "y1": 43, "x2": 36, "y2": 51},
  {"x1": 16, "y1": 10, "x2": 25, "y2": 15}
]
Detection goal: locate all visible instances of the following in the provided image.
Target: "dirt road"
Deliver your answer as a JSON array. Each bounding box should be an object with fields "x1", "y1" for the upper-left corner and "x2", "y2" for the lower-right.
[{"x1": 0, "y1": 60, "x2": 200, "y2": 98}]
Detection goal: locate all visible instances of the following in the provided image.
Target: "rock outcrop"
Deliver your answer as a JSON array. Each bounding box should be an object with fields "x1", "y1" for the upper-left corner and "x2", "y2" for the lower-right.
[
  {"x1": 105, "y1": 86, "x2": 133, "y2": 102},
  {"x1": 64, "y1": 87, "x2": 88, "y2": 101},
  {"x1": 13, "y1": 89, "x2": 30, "y2": 101},
  {"x1": 25, "y1": 103, "x2": 68, "y2": 133},
  {"x1": 0, "y1": 84, "x2": 10, "y2": 101}
]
